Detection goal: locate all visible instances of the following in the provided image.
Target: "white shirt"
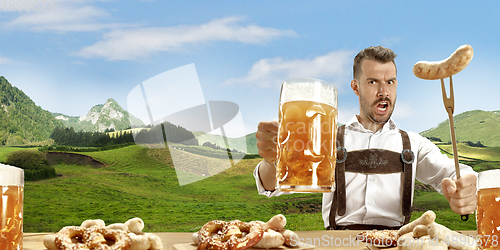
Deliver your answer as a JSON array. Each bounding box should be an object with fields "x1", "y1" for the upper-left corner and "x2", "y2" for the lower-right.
[{"x1": 253, "y1": 115, "x2": 477, "y2": 228}]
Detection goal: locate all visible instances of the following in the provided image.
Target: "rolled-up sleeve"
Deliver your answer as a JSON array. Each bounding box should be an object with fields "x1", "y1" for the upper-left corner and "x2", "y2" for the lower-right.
[{"x1": 253, "y1": 161, "x2": 288, "y2": 198}]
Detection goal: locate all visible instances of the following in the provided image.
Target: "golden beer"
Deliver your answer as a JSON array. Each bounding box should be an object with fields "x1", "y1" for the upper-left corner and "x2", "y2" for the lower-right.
[
  {"x1": 477, "y1": 187, "x2": 500, "y2": 249},
  {"x1": 0, "y1": 164, "x2": 24, "y2": 250},
  {"x1": 477, "y1": 169, "x2": 500, "y2": 250},
  {"x1": 276, "y1": 78, "x2": 337, "y2": 193},
  {"x1": 0, "y1": 185, "x2": 23, "y2": 250}
]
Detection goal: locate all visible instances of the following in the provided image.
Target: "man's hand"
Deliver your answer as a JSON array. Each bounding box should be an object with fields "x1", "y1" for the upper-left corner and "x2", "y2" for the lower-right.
[
  {"x1": 256, "y1": 121, "x2": 279, "y2": 164},
  {"x1": 255, "y1": 121, "x2": 279, "y2": 191},
  {"x1": 441, "y1": 174, "x2": 477, "y2": 215}
]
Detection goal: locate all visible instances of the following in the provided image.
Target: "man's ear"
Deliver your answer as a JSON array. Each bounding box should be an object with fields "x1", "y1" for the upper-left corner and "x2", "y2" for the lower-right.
[{"x1": 351, "y1": 79, "x2": 360, "y2": 96}]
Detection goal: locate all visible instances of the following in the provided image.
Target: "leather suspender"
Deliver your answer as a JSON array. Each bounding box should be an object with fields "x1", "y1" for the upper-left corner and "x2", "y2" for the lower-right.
[
  {"x1": 334, "y1": 125, "x2": 347, "y2": 218},
  {"x1": 400, "y1": 129, "x2": 414, "y2": 224},
  {"x1": 329, "y1": 125, "x2": 414, "y2": 229}
]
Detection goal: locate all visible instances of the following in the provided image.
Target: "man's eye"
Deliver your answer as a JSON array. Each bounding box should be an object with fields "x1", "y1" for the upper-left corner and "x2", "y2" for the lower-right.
[{"x1": 368, "y1": 80, "x2": 375, "y2": 84}]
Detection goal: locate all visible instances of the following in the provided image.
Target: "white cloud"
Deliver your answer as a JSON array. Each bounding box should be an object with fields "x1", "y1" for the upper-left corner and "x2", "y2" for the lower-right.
[
  {"x1": 0, "y1": 56, "x2": 12, "y2": 64},
  {"x1": 224, "y1": 50, "x2": 355, "y2": 88},
  {"x1": 3, "y1": 2, "x2": 134, "y2": 32},
  {"x1": 74, "y1": 17, "x2": 297, "y2": 61}
]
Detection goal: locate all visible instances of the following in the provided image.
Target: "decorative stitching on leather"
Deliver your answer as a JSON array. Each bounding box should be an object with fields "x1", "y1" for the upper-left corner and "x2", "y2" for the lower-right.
[{"x1": 358, "y1": 153, "x2": 389, "y2": 169}]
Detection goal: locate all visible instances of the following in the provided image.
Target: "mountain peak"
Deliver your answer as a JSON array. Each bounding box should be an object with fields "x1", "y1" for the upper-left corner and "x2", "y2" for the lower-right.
[
  {"x1": 106, "y1": 98, "x2": 117, "y2": 104},
  {"x1": 56, "y1": 98, "x2": 144, "y2": 132}
]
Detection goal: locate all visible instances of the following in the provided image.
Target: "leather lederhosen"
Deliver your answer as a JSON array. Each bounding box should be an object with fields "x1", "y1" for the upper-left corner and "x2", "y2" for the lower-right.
[{"x1": 327, "y1": 125, "x2": 415, "y2": 230}]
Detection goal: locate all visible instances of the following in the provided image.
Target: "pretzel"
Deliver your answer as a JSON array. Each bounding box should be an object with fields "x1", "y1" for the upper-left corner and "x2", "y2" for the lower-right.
[
  {"x1": 85, "y1": 227, "x2": 131, "y2": 250},
  {"x1": 195, "y1": 215, "x2": 296, "y2": 249},
  {"x1": 197, "y1": 220, "x2": 264, "y2": 250},
  {"x1": 45, "y1": 218, "x2": 161, "y2": 250},
  {"x1": 54, "y1": 226, "x2": 90, "y2": 250},
  {"x1": 358, "y1": 229, "x2": 399, "y2": 247},
  {"x1": 85, "y1": 229, "x2": 106, "y2": 249},
  {"x1": 413, "y1": 44, "x2": 473, "y2": 80},
  {"x1": 197, "y1": 220, "x2": 226, "y2": 250},
  {"x1": 53, "y1": 226, "x2": 131, "y2": 250}
]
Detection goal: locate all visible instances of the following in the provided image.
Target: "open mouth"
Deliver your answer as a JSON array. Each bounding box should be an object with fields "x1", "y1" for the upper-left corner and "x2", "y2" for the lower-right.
[{"x1": 377, "y1": 102, "x2": 388, "y2": 112}]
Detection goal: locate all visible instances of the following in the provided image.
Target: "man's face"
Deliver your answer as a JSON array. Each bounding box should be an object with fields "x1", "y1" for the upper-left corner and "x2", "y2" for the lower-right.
[{"x1": 352, "y1": 59, "x2": 398, "y2": 128}]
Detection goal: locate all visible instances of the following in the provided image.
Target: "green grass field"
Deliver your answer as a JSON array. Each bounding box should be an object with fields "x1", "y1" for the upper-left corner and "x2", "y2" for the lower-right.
[
  {"x1": 1, "y1": 143, "x2": 496, "y2": 233},
  {"x1": 0, "y1": 146, "x2": 38, "y2": 162},
  {"x1": 437, "y1": 143, "x2": 500, "y2": 162},
  {"x1": 21, "y1": 145, "x2": 325, "y2": 233}
]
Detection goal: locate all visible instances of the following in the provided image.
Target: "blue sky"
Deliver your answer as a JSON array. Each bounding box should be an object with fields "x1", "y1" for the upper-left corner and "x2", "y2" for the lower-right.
[{"x1": 1, "y1": 0, "x2": 499, "y2": 137}]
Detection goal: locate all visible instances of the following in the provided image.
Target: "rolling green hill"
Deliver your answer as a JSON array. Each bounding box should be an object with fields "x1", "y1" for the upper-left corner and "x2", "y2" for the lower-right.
[
  {"x1": 17, "y1": 144, "x2": 487, "y2": 233},
  {"x1": 0, "y1": 76, "x2": 64, "y2": 145},
  {"x1": 420, "y1": 110, "x2": 500, "y2": 147},
  {"x1": 22, "y1": 145, "x2": 325, "y2": 232},
  {"x1": 437, "y1": 142, "x2": 500, "y2": 162},
  {"x1": 192, "y1": 131, "x2": 258, "y2": 154}
]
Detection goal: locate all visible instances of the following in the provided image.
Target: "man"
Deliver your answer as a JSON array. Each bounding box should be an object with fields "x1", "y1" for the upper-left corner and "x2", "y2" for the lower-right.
[{"x1": 254, "y1": 46, "x2": 477, "y2": 230}]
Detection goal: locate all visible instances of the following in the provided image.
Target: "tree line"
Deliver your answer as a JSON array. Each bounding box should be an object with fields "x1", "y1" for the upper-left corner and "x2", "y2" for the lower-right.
[
  {"x1": 50, "y1": 127, "x2": 134, "y2": 147},
  {"x1": 426, "y1": 136, "x2": 486, "y2": 148},
  {"x1": 133, "y1": 122, "x2": 199, "y2": 146},
  {"x1": 50, "y1": 121, "x2": 199, "y2": 147}
]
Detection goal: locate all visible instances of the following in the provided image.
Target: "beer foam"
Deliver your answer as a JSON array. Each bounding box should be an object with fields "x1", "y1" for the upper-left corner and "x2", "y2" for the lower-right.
[
  {"x1": 478, "y1": 169, "x2": 500, "y2": 189},
  {"x1": 0, "y1": 164, "x2": 24, "y2": 186},
  {"x1": 281, "y1": 78, "x2": 338, "y2": 107}
]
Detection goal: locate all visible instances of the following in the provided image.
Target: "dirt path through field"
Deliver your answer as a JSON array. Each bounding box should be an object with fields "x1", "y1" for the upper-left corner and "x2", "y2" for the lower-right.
[{"x1": 46, "y1": 151, "x2": 107, "y2": 168}]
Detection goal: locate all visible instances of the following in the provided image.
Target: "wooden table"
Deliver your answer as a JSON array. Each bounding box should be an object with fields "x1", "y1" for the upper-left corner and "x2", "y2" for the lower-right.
[{"x1": 23, "y1": 230, "x2": 478, "y2": 250}]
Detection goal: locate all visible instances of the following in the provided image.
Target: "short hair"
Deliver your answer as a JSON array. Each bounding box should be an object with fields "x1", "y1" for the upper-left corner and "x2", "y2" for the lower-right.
[{"x1": 353, "y1": 46, "x2": 397, "y2": 80}]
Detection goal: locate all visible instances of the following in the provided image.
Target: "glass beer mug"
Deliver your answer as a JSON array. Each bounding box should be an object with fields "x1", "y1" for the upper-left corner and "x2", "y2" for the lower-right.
[
  {"x1": 276, "y1": 78, "x2": 338, "y2": 193},
  {"x1": 477, "y1": 169, "x2": 500, "y2": 249},
  {"x1": 0, "y1": 164, "x2": 24, "y2": 250}
]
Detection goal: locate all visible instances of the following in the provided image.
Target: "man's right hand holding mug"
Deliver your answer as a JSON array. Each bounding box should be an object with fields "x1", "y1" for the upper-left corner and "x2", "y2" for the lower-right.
[{"x1": 256, "y1": 121, "x2": 279, "y2": 191}]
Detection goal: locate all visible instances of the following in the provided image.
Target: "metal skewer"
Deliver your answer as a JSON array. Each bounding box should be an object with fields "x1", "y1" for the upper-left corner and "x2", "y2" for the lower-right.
[{"x1": 440, "y1": 76, "x2": 468, "y2": 221}]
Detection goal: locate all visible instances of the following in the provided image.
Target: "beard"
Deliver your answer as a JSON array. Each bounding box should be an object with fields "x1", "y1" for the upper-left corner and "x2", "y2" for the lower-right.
[{"x1": 359, "y1": 95, "x2": 396, "y2": 125}]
